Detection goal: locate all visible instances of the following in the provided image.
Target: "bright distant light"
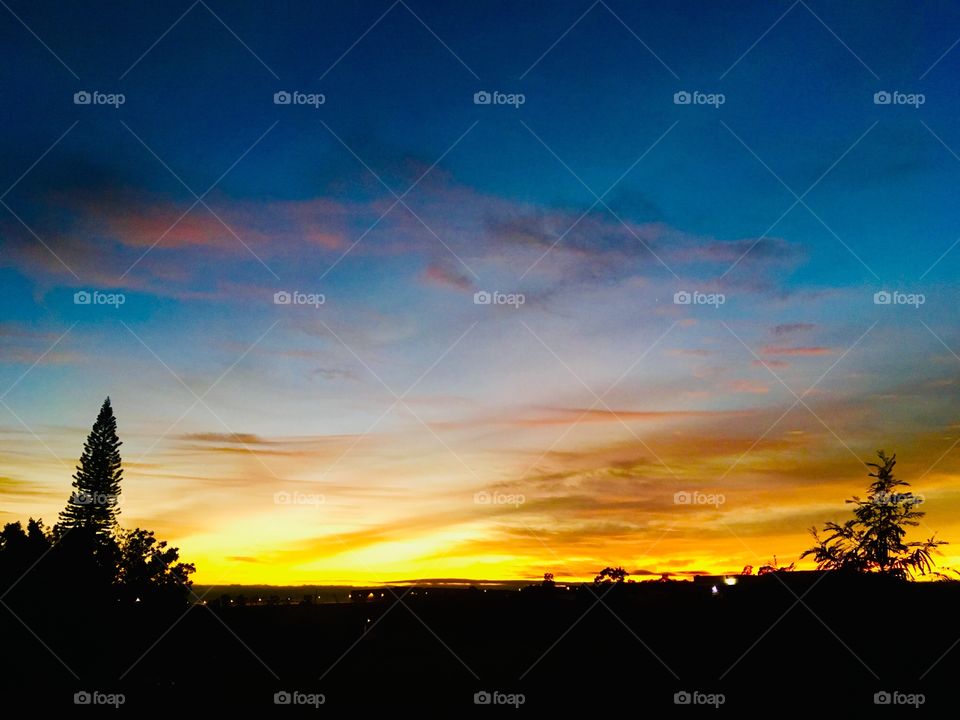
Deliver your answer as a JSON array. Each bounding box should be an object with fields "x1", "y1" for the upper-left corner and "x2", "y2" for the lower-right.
[
  {"x1": 711, "y1": 585, "x2": 718, "y2": 595},
  {"x1": 723, "y1": 577, "x2": 737, "y2": 586}
]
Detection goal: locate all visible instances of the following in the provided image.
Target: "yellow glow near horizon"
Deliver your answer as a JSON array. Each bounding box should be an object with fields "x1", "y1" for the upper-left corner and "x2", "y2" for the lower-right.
[{"x1": 5, "y1": 397, "x2": 960, "y2": 587}]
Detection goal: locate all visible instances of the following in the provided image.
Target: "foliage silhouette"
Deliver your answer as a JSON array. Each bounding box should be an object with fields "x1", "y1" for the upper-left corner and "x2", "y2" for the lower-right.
[
  {"x1": 801, "y1": 450, "x2": 946, "y2": 579},
  {"x1": 594, "y1": 566, "x2": 629, "y2": 584},
  {"x1": 757, "y1": 555, "x2": 795, "y2": 575},
  {"x1": 115, "y1": 528, "x2": 196, "y2": 604}
]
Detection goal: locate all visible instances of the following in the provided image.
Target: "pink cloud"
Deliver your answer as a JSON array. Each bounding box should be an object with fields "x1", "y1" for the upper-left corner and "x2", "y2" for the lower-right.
[
  {"x1": 421, "y1": 263, "x2": 474, "y2": 292},
  {"x1": 753, "y1": 359, "x2": 790, "y2": 369},
  {"x1": 761, "y1": 346, "x2": 833, "y2": 357},
  {"x1": 771, "y1": 322, "x2": 816, "y2": 336},
  {"x1": 729, "y1": 379, "x2": 770, "y2": 395},
  {"x1": 8, "y1": 167, "x2": 807, "y2": 305}
]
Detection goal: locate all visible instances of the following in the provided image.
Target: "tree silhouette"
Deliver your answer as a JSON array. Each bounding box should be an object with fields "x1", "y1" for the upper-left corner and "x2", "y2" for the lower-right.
[
  {"x1": 58, "y1": 397, "x2": 123, "y2": 538},
  {"x1": 0, "y1": 397, "x2": 198, "y2": 608},
  {"x1": 116, "y1": 528, "x2": 195, "y2": 604},
  {"x1": 594, "y1": 566, "x2": 629, "y2": 584},
  {"x1": 801, "y1": 451, "x2": 946, "y2": 579},
  {"x1": 0, "y1": 520, "x2": 40, "y2": 579}
]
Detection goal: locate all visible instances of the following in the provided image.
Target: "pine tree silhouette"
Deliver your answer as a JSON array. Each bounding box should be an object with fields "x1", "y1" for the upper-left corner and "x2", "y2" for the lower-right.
[
  {"x1": 58, "y1": 397, "x2": 123, "y2": 537},
  {"x1": 802, "y1": 450, "x2": 946, "y2": 578}
]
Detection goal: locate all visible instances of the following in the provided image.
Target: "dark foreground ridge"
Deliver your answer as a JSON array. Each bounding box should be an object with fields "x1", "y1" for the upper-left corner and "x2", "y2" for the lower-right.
[{"x1": 2, "y1": 572, "x2": 956, "y2": 712}]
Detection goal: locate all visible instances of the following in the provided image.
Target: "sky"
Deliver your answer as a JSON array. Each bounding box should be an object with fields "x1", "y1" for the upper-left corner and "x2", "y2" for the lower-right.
[{"x1": 3, "y1": 0, "x2": 960, "y2": 584}]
